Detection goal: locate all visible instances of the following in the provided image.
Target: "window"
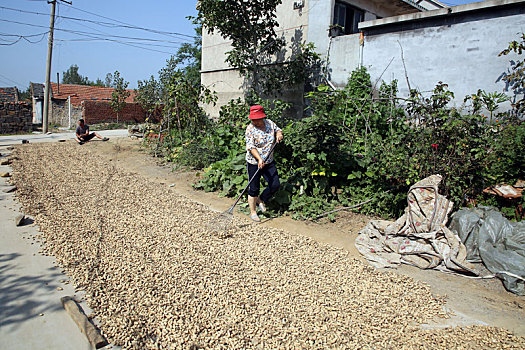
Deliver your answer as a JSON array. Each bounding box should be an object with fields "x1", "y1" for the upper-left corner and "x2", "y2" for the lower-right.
[{"x1": 333, "y1": 1, "x2": 364, "y2": 36}]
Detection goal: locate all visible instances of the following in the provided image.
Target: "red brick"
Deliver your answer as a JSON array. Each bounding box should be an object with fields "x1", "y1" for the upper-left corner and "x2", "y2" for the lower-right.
[{"x1": 82, "y1": 101, "x2": 148, "y2": 124}]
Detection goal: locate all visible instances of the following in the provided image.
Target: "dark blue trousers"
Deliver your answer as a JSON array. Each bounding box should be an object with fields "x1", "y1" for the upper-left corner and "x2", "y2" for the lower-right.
[{"x1": 247, "y1": 161, "x2": 280, "y2": 203}]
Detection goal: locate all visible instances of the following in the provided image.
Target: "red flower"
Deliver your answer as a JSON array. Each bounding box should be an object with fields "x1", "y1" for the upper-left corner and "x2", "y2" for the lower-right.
[{"x1": 431, "y1": 144, "x2": 438, "y2": 149}]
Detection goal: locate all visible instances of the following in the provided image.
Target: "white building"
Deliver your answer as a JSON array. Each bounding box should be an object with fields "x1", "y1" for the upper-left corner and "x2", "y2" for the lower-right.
[{"x1": 201, "y1": 0, "x2": 525, "y2": 117}]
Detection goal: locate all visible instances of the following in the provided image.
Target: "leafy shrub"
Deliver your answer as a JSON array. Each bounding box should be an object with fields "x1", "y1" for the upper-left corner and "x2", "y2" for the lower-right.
[{"x1": 160, "y1": 65, "x2": 523, "y2": 221}]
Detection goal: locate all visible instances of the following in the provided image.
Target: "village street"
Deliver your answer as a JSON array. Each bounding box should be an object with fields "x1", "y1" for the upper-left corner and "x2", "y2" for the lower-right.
[
  {"x1": 0, "y1": 129, "x2": 128, "y2": 147},
  {"x1": 1, "y1": 137, "x2": 524, "y2": 349}
]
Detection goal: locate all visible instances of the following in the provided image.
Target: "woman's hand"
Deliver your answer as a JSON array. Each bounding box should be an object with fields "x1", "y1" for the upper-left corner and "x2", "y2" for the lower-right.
[
  {"x1": 257, "y1": 158, "x2": 265, "y2": 169},
  {"x1": 276, "y1": 131, "x2": 283, "y2": 143}
]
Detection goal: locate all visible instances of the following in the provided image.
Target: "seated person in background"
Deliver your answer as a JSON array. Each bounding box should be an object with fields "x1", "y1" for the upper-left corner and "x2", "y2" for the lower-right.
[{"x1": 75, "y1": 119, "x2": 109, "y2": 145}]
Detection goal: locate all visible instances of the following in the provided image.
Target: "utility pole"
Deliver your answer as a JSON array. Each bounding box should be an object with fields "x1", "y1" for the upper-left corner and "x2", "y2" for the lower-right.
[{"x1": 43, "y1": 0, "x2": 71, "y2": 134}]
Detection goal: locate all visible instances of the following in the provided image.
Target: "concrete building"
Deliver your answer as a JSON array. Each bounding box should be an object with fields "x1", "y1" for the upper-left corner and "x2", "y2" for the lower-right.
[
  {"x1": 358, "y1": 0, "x2": 525, "y2": 111},
  {"x1": 201, "y1": 0, "x2": 523, "y2": 117}
]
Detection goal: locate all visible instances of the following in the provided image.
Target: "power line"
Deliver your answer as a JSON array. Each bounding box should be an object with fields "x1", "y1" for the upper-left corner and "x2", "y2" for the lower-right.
[
  {"x1": 0, "y1": 31, "x2": 49, "y2": 38},
  {"x1": 0, "y1": 5, "x2": 196, "y2": 41},
  {"x1": 0, "y1": 19, "x2": 189, "y2": 45},
  {"x1": 61, "y1": 2, "x2": 196, "y2": 40},
  {"x1": 0, "y1": 73, "x2": 24, "y2": 87},
  {"x1": 0, "y1": 31, "x2": 48, "y2": 45},
  {"x1": 0, "y1": 19, "x2": 181, "y2": 53},
  {"x1": 55, "y1": 38, "x2": 183, "y2": 50}
]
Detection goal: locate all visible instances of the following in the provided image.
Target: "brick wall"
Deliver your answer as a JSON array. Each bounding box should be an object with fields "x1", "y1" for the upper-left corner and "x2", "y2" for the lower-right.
[
  {"x1": 83, "y1": 101, "x2": 147, "y2": 124},
  {"x1": 0, "y1": 102, "x2": 32, "y2": 134}
]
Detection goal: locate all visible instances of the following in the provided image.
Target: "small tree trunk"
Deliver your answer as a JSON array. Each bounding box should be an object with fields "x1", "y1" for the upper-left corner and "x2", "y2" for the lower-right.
[{"x1": 175, "y1": 97, "x2": 183, "y2": 144}]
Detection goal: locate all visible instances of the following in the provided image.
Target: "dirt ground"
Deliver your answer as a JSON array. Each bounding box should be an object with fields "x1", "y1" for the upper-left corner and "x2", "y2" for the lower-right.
[{"x1": 101, "y1": 137, "x2": 525, "y2": 336}]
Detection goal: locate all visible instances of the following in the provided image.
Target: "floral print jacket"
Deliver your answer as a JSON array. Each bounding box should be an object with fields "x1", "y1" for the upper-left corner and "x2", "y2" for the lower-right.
[{"x1": 245, "y1": 119, "x2": 282, "y2": 165}]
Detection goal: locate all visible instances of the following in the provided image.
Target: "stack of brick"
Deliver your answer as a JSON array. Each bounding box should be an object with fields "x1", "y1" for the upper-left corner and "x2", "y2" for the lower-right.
[{"x1": 0, "y1": 102, "x2": 32, "y2": 134}]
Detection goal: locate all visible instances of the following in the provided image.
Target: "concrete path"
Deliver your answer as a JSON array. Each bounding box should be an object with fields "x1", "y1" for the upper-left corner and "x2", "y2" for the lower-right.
[
  {"x1": 0, "y1": 129, "x2": 128, "y2": 147},
  {"x1": 0, "y1": 137, "x2": 125, "y2": 348}
]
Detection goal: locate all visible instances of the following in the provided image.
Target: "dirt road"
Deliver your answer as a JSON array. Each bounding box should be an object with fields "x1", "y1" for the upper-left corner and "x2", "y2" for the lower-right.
[{"x1": 8, "y1": 139, "x2": 525, "y2": 349}]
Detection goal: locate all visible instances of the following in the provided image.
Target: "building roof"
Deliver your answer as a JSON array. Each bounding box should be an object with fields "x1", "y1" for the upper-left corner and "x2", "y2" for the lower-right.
[
  {"x1": 0, "y1": 87, "x2": 19, "y2": 103},
  {"x1": 359, "y1": 0, "x2": 525, "y2": 30},
  {"x1": 383, "y1": 0, "x2": 446, "y2": 14},
  {"x1": 402, "y1": 0, "x2": 447, "y2": 11},
  {"x1": 31, "y1": 82, "x2": 45, "y2": 99},
  {"x1": 50, "y1": 83, "x2": 136, "y2": 107}
]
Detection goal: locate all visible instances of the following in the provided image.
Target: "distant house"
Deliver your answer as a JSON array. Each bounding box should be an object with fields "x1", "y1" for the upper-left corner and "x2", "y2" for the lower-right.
[
  {"x1": 0, "y1": 87, "x2": 20, "y2": 103},
  {"x1": 30, "y1": 83, "x2": 44, "y2": 123},
  {"x1": 201, "y1": 0, "x2": 524, "y2": 117},
  {"x1": 31, "y1": 82, "x2": 145, "y2": 127}
]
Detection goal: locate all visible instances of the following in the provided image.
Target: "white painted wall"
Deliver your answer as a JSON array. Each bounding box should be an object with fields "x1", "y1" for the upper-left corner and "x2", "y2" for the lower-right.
[
  {"x1": 360, "y1": 1, "x2": 525, "y2": 110},
  {"x1": 327, "y1": 33, "x2": 361, "y2": 87},
  {"x1": 201, "y1": 0, "x2": 310, "y2": 117}
]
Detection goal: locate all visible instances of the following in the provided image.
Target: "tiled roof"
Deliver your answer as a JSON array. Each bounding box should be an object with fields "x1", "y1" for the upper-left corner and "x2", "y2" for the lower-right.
[
  {"x1": 0, "y1": 87, "x2": 19, "y2": 103},
  {"x1": 50, "y1": 83, "x2": 136, "y2": 107},
  {"x1": 31, "y1": 82, "x2": 45, "y2": 99}
]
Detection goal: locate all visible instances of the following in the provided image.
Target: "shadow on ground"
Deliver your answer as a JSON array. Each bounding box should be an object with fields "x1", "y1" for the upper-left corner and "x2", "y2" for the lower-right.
[{"x1": 0, "y1": 253, "x2": 64, "y2": 330}]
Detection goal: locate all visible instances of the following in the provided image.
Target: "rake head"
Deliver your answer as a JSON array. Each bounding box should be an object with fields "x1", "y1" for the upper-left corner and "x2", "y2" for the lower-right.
[{"x1": 208, "y1": 208, "x2": 234, "y2": 238}]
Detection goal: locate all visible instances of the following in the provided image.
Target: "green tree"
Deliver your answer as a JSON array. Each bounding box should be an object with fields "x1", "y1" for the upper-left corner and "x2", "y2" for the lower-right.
[
  {"x1": 499, "y1": 32, "x2": 525, "y2": 114},
  {"x1": 158, "y1": 56, "x2": 215, "y2": 142},
  {"x1": 171, "y1": 24, "x2": 203, "y2": 86},
  {"x1": 196, "y1": 0, "x2": 284, "y2": 95},
  {"x1": 62, "y1": 64, "x2": 91, "y2": 85},
  {"x1": 196, "y1": 1, "x2": 321, "y2": 98},
  {"x1": 92, "y1": 78, "x2": 104, "y2": 87},
  {"x1": 19, "y1": 85, "x2": 32, "y2": 102},
  {"x1": 105, "y1": 73, "x2": 114, "y2": 88},
  {"x1": 110, "y1": 71, "x2": 130, "y2": 123},
  {"x1": 62, "y1": 64, "x2": 115, "y2": 87},
  {"x1": 136, "y1": 75, "x2": 160, "y2": 121}
]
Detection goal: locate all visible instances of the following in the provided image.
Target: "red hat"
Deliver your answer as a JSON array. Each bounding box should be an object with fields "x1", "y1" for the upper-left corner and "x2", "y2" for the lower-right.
[{"x1": 249, "y1": 105, "x2": 266, "y2": 120}]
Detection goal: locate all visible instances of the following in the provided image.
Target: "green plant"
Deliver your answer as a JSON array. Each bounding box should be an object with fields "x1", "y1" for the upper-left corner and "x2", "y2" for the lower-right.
[
  {"x1": 135, "y1": 75, "x2": 161, "y2": 122},
  {"x1": 196, "y1": 1, "x2": 321, "y2": 97},
  {"x1": 110, "y1": 71, "x2": 130, "y2": 124},
  {"x1": 499, "y1": 32, "x2": 525, "y2": 114},
  {"x1": 194, "y1": 151, "x2": 247, "y2": 196},
  {"x1": 464, "y1": 89, "x2": 510, "y2": 120},
  {"x1": 191, "y1": 66, "x2": 521, "y2": 221},
  {"x1": 196, "y1": 0, "x2": 284, "y2": 95}
]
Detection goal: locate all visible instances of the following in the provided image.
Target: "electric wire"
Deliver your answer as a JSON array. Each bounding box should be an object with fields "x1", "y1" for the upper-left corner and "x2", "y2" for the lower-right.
[
  {"x1": 54, "y1": 38, "x2": 184, "y2": 50},
  {"x1": 0, "y1": 5, "x2": 196, "y2": 41},
  {"x1": 0, "y1": 19, "x2": 188, "y2": 45},
  {"x1": 0, "y1": 73, "x2": 24, "y2": 87},
  {"x1": 61, "y1": 2, "x2": 196, "y2": 40},
  {"x1": 0, "y1": 31, "x2": 48, "y2": 45},
  {"x1": 0, "y1": 18, "x2": 185, "y2": 53}
]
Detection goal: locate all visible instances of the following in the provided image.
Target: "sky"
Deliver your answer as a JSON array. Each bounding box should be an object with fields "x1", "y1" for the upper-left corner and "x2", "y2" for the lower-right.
[
  {"x1": 0, "y1": 0, "x2": 481, "y2": 90},
  {"x1": 0, "y1": 0, "x2": 198, "y2": 90}
]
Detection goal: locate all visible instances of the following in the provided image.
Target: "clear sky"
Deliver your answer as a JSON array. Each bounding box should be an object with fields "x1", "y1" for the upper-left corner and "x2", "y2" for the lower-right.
[
  {"x1": 0, "y1": 0, "x2": 198, "y2": 89},
  {"x1": 0, "y1": 0, "x2": 482, "y2": 90}
]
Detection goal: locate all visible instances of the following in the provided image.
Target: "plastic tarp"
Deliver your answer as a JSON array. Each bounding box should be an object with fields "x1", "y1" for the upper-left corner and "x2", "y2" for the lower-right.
[
  {"x1": 449, "y1": 207, "x2": 525, "y2": 295},
  {"x1": 355, "y1": 175, "x2": 475, "y2": 274}
]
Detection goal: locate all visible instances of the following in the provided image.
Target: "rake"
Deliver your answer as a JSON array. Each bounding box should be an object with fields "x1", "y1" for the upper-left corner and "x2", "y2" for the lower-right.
[{"x1": 209, "y1": 142, "x2": 277, "y2": 235}]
